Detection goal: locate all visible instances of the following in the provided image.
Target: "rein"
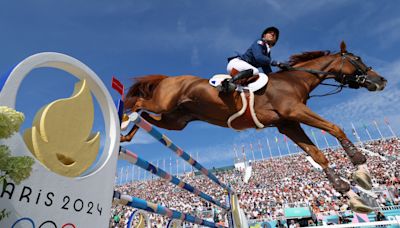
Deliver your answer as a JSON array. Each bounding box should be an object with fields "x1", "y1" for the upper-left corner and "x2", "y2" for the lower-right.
[
  {"x1": 310, "y1": 82, "x2": 346, "y2": 98},
  {"x1": 282, "y1": 53, "x2": 370, "y2": 98},
  {"x1": 283, "y1": 65, "x2": 346, "y2": 98}
]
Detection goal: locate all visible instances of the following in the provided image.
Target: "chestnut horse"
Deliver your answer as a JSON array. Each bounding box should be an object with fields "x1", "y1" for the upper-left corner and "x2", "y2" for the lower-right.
[{"x1": 122, "y1": 42, "x2": 387, "y2": 213}]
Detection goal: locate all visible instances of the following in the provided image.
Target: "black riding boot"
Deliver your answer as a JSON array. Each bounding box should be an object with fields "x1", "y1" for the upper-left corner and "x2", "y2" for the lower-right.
[
  {"x1": 217, "y1": 69, "x2": 254, "y2": 93},
  {"x1": 231, "y1": 69, "x2": 254, "y2": 83}
]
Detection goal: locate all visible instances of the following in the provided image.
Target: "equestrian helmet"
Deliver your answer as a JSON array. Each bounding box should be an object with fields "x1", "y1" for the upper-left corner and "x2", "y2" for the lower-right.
[{"x1": 261, "y1": 26, "x2": 280, "y2": 42}]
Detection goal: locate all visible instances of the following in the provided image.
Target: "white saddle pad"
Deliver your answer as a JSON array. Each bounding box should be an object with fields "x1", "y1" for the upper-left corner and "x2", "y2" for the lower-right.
[
  {"x1": 209, "y1": 74, "x2": 232, "y2": 87},
  {"x1": 209, "y1": 73, "x2": 269, "y2": 92}
]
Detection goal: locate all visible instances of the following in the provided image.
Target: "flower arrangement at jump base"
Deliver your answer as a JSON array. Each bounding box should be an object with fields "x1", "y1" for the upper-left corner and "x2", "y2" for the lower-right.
[{"x1": 0, "y1": 106, "x2": 34, "y2": 221}]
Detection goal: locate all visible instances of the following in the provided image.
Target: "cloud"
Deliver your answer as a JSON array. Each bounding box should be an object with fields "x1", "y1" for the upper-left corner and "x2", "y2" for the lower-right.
[
  {"x1": 262, "y1": 0, "x2": 347, "y2": 21},
  {"x1": 264, "y1": 0, "x2": 282, "y2": 11},
  {"x1": 319, "y1": 58, "x2": 400, "y2": 127}
]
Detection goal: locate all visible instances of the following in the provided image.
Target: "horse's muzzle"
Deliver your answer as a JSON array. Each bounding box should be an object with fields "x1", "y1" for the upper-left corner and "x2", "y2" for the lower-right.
[{"x1": 364, "y1": 75, "x2": 387, "y2": 91}]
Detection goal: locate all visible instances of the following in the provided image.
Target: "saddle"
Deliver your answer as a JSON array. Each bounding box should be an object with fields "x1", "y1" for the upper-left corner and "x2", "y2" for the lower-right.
[
  {"x1": 209, "y1": 69, "x2": 269, "y2": 93},
  {"x1": 209, "y1": 69, "x2": 268, "y2": 130}
]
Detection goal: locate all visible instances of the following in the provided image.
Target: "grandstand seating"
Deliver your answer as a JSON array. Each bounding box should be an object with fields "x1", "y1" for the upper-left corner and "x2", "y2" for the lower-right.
[{"x1": 111, "y1": 137, "x2": 400, "y2": 227}]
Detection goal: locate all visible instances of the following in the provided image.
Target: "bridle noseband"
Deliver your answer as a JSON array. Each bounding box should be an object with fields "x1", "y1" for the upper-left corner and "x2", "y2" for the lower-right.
[{"x1": 338, "y1": 53, "x2": 372, "y2": 89}]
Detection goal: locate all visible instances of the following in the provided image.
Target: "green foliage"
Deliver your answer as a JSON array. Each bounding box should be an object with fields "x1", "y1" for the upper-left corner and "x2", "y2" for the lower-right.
[
  {"x1": 0, "y1": 106, "x2": 34, "y2": 221},
  {"x1": 0, "y1": 145, "x2": 34, "y2": 184},
  {"x1": 0, "y1": 106, "x2": 25, "y2": 139},
  {"x1": 0, "y1": 106, "x2": 34, "y2": 184}
]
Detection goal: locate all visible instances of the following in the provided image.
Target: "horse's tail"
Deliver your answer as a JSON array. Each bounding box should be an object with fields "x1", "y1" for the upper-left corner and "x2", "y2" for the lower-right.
[{"x1": 124, "y1": 75, "x2": 168, "y2": 108}]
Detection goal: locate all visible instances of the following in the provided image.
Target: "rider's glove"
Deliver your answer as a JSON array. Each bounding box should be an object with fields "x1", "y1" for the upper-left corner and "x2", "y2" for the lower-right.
[
  {"x1": 270, "y1": 60, "x2": 279, "y2": 66},
  {"x1": 271, "y1": 60, "x2": 290, "y2": 70}
]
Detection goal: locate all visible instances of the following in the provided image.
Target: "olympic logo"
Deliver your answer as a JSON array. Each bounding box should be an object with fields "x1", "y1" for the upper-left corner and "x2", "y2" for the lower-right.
[{"x1": 11, "y1": 217, "x2": 76, "y2": 228}]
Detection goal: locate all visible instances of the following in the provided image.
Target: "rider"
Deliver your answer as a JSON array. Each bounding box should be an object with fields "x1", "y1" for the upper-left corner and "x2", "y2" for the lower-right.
[{"x1": 218, "y1": 26, "x2": 288, "y2": 93}]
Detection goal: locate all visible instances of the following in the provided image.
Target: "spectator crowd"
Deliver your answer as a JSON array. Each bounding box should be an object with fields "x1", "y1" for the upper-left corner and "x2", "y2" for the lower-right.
[{"x1": 111, "y1": 138, "x2": 400, "y2": 227}]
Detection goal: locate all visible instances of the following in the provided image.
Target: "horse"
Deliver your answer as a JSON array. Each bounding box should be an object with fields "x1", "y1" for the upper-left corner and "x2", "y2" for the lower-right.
[{"x1": 121, "y1": 41, "x2": 387, "y2": 213}]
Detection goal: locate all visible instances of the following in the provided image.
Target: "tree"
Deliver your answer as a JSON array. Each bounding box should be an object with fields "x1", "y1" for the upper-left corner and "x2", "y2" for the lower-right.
[{"x1": 0, "y1": 106, "x2": 34, "y2": 221}]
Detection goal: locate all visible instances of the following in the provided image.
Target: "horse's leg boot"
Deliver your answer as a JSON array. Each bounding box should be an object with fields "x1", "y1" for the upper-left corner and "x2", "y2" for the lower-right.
[
  {"x1": 339, "y1": 138, "x2": 367, "y2": 165},
  {"x1": 339, "y1": 138, "x2": 372, "y2": 190},
  {"x1": 324, "y1": 167, "x2": 350, "y2": 194}
]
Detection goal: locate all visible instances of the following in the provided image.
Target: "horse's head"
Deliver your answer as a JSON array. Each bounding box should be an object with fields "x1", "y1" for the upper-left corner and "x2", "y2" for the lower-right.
[{"x1": 329, "y1": 41, "x2": 387, "y2": 91}]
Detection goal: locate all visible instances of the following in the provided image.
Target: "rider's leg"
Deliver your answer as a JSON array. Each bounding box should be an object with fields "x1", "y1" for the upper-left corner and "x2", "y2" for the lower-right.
[
  {"x1": 227, "y1": 58, "x2": 259, "y2": 76},
  {"x1": 219, "y1": 58, "x2": 259, "y2": 92},
  {"x1": 231, "y1": 69, "x2": 254, "y2": 83},
  {"x1": 218, "y1": 69, "x2": 254, "y2": 93}
]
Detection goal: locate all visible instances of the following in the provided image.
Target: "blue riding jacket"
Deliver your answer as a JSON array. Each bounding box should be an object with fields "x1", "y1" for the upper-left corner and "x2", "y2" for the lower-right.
[{"x1": 239, "y1": 39, "x2": 273, "y2": 74}]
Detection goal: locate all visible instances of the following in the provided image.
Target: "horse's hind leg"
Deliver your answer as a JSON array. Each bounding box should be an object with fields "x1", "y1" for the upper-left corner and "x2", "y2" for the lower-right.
[
  {"x1": 134, "y1": 88, "x2": 180, "y2": 114},
  {"x1": 120, "y1": 99, "x2": 189, "y2": 143},
  {"x1": 141, "y1": 110, "x2": 192, "y2": 130},
  {"x1": 286, "y1": 104, "x2": 371, "y2": 190},
  {"x1": 120, "y1": 125, "x2": 139, "y2": 142},
  {"x1": 276, "y1": 121, "x2": 372, "y2": 214},
  {"x1": 120, "y1": 111, "x2": 188, "y2": 143}
]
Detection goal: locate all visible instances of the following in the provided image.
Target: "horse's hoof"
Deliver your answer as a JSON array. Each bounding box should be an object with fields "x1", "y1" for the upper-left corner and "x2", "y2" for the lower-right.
[
  {"x1": 121, "y1": 120, "x2": 130, "y2": 131},
  {"x1": 353, "y1": 169, "x2": 372, "y2": 190},
  {"x1": 349, "y1": 196, "x2": 373, "y2": 214},
  {"x1": 122, "y1": 114, "x2": 129, "y2": 122},
  {"x1": 149, "y1": 113, "x2": 162, "y2": 121}
]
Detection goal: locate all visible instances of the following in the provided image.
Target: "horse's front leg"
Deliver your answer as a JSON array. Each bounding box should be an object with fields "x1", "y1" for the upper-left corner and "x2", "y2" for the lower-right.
[
  {"x1": 276, "y1": 121, "x2": 372, "y2": 214},
  {"x1": 286, "y1": 104, "x2": 372, "y2": 190}
]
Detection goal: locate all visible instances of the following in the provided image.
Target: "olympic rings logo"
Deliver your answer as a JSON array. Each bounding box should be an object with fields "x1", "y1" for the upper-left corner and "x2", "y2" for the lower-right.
[{"x1": 11, "y1": 217, "x2": 76, "y2": 228}]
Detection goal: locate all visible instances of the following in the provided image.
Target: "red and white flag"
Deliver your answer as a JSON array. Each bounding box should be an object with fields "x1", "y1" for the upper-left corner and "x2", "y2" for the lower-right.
[{"x1": 111, "y1": 76, "x2": 124, "y2": 98}]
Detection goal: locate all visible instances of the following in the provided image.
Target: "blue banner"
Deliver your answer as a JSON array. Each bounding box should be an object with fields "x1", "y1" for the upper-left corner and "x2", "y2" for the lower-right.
[{"x1": 249, "y1": 208, "x2": 400, "y2": 227}]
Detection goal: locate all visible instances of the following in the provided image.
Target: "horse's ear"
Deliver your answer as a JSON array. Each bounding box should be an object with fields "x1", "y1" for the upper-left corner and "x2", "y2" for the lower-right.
[{"x1": 340, "y1": 41, "x2": 347, "y2": 53}]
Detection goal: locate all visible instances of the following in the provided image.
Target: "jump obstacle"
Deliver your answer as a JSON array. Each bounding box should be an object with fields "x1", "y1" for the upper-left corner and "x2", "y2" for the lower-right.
[
  {"x1": 118, "y1": 148, "x2": 229, "y2": 210},
  {"x1": 0, "y1": 52, "x2": 248, "y2": 228},
  {"x1": 115, "y1": 112, "x2": 240, "y2": 227}
]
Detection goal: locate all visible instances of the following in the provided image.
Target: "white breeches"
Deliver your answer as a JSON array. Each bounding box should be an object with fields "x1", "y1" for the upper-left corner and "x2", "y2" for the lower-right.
[{"x1": 227, "y1": 58, "x2": 260, "y2": 75}]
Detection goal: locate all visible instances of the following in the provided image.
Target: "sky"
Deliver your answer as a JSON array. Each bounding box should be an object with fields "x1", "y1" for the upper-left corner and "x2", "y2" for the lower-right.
[{"x1": 0, "y1": 1, "x2": 399, "y2": 181}]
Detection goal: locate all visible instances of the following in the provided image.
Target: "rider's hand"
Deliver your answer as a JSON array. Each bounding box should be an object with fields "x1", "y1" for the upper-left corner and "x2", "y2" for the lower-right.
[
  {"x1": 278, "y1": 62, "x2": 290, "y2": 69},
  {"x1": 271, "y1": 60, "x2": 279, "y2": 66},
  {"x1": 271, "y1": 60, "x2": 290, "y2": 69}
]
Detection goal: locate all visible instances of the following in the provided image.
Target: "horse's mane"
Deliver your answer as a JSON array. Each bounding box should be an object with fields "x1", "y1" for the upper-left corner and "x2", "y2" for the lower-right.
[
  {"x1": 126, "y1": 74, "x2": 168, "y2": 99},
  {"x1": 289, "y1": 50, "x2": 331, "y2": 66}
]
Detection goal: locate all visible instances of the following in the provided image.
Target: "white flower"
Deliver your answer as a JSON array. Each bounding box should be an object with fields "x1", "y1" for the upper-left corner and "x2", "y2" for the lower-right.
[{"x1": 0, "y1": 106, "x2": 25, "y2": 139}]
